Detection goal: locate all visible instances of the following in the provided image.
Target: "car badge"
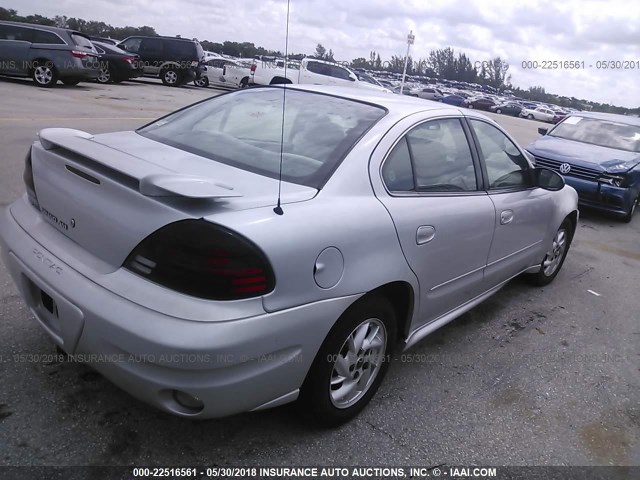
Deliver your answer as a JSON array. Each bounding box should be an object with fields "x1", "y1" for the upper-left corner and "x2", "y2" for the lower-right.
[{"x1": 559, "y1": 163, "x2": 571, "y2": 174}]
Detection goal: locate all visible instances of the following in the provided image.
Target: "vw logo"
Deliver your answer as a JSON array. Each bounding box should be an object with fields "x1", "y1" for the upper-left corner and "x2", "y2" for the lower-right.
[{"x1": 559, "y1": 163, "x2": 571, "y2": 174}]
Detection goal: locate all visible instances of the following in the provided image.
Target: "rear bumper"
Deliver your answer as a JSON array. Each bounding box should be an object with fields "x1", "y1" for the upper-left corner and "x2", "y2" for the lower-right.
[
  {"x1": 564, "y1": 176, "x2": 636, "y2": 216},
  {"x1": 0, "y1": 200, "x2": 356, "y2": 418}
]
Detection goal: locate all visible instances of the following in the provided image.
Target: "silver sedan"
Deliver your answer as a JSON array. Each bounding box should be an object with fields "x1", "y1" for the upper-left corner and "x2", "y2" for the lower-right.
[{"x1": 0, "y1": 85, "x2": 578, "y2": 424}]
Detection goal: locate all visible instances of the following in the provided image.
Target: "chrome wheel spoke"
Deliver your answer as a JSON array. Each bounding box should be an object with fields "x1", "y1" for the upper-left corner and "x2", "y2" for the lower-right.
[
  {"x1": 334, "y1": 354, "x2": 351, "y2": 378},
  {"x1": 353, "y1": 323, "x2": 369, "y2": 352},
  {"x1": 329, "y1": 318, "x2": 387, "y2": 409},
  {"x1": 333, "y1": 379, "x2": 359, "y2": 402}
]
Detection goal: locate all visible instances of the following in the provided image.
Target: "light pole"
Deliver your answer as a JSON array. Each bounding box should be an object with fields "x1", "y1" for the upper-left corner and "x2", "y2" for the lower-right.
[{"x1": 400, "y1": 30, "x2": 415, "y2": 95}]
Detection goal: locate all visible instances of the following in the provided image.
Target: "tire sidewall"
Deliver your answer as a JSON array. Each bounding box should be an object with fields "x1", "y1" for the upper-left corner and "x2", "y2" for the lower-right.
[
  {"x1": 301, "y1": 296, "x2": 397, "y2": 426},
  {"x1": 161, "y1": 67, "x2": 181, "y2": 86},
  {"x1": 529, "y1": 219, "x2": 573, "y2": 285}
]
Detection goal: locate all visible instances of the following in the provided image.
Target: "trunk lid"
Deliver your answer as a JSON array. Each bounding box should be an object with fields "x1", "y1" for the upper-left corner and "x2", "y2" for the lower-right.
[{"x1": 27, "y1": 128, "x2": 316, "y2": 268}]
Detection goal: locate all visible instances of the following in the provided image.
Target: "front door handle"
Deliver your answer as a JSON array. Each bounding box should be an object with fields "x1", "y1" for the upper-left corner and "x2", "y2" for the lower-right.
[
  {"x1": 416, "y1": 225, "x2": 436, "y2": 245},
  {"x1": 500, "y1": 210, "x2": 514, "y2": 225}
]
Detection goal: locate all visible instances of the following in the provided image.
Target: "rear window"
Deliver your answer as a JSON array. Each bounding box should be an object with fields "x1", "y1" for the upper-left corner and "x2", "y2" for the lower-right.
[
  {"x1": 138, "y1": 88, "x2": 386, "y2": 188},
  {"x1": 71, "y1": 33, "x2": 95, "y2": 51},
  {"x1": 32, "y1": 30, "x2": 65, "y2": 45}
]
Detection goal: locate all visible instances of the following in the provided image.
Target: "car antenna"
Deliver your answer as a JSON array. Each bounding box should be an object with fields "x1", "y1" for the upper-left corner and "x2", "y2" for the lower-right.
[{"x1": 273, "y1": 0, "x2": 291, "y2": 216}]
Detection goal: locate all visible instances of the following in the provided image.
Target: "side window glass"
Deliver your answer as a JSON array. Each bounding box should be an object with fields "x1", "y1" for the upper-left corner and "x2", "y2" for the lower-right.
[
  {"x1": 470, "y1": 120, "x2": 529, "y2": 190},
  {"x1": 121, "y1": 38, "x2": 141, "y2": 53},
  {"x1": 141, "y1": 38, "x2": 163, "y2": 55},
  {"x1": 32, "y1": 30, "x2": 64, "y2": 44},
  {"x1": 4, "y1": 26, "x2": 32, "y2": 42},
  {"x1": 330, "y1": 65, "x2": 350, "y2": 80},
  {"x1": 407, "y1": 118, "x2": 478, "y2": 192},
  {"x1": 382, "y1": 138, "x2": 414, "y2": 191}
]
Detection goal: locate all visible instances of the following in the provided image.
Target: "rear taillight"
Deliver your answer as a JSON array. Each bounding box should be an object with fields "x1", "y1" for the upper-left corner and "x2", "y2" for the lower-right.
[
  {"x1": 70, "y1": 50, "x2": 88, "y2": 58},
  {"x1": 123, "y1": 220, "x2": 275, "y2": 300},
  {"x1": 123, "y1": 56, "x2": 134, "y2": 64},
  {"x1": 23, "y1": 147, "x2": 40, "y2": 209}
]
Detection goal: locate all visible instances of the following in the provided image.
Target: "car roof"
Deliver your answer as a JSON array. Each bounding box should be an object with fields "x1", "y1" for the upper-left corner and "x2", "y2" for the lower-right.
[
  {"x1": 269, "y1": 84, "x2": 490, "y2": 119},
  {"x1": 0, "y1": 20, "x2": 82, "y2": 36},
  {"x1": 569, "y1": 111, "x2": 640, "y2": 127}
]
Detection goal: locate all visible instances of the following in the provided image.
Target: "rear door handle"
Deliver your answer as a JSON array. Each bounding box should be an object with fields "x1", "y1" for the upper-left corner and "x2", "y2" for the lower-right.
[
  {"x1": 500, "y1": 210, "x2": 514, "y2": 225},
  {"x1": 416, "y1": 225, "x2": 436, "y2": 245}
]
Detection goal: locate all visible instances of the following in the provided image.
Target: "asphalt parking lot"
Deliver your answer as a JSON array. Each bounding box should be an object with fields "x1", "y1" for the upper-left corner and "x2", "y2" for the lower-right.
[{"x1": 0, "y1": 78, "x2": 638, "y2": 468}]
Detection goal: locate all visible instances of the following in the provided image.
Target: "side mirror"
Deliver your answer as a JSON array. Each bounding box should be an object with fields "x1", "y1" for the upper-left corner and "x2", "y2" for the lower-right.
[
  {"x1": 532, "y1": 167, "x2": 564, "y2": 191},
  {"x1": 538, "y1": 127, "x2": 548, "y2": 135}
]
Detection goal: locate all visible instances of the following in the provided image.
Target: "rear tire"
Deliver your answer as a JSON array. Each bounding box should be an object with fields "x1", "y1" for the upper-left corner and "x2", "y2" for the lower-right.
[
  {"x1": 527, "y1": 114, "x2": 534, "y2": 119},
  {"x1": 468, "y1": 104, "x2": 474, "y2": 109},
  {"x1": 32, "y1": 61, "x2": 57, "y2": 87},
  {"x1": 194, "y1": 76, "x2": 209, "y2": 87},
  {"x1": 300, "y1": 296, "x2": 396, "y2": 426},
  {"x1": 96, "y1": 66, "x2": 112, "y2": 84},
  {"x1": 240, "y1": 77, "x2": 250, "y2": 88},
  {"x1": 526, "y1": 219, "x2": 573, "y2": 286},
  {"x1": 496, "y1": 109, "x2": 502, "y2": 114}
]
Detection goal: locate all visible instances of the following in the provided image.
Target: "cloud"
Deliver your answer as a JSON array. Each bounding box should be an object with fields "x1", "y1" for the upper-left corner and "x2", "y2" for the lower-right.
[{"x1": 4, "y1": 0, "x2": 639, "y2": 107}]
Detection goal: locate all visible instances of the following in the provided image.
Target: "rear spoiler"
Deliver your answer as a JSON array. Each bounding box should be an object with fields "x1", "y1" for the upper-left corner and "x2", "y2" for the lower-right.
[{"x1": 37, "y1": 128, "x2": 241, "y2": 199}]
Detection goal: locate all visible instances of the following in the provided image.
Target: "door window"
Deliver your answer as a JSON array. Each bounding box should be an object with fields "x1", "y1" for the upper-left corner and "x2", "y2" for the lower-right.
[
  {"x1": 120, "y1": 38, "x2": 142, "y2": 53},
  {"x1": 470, "y1": 119, "x2": 529, "y2": 190},
  {"x1": 382, "y1": 118, "x2": 478, "y2": 192},
  {"x1": 1, "y1": 25, "x2": 32, "y2": 42},
  {"x1": 140, "y1": 38, "x2": 163, "y2": 55}
]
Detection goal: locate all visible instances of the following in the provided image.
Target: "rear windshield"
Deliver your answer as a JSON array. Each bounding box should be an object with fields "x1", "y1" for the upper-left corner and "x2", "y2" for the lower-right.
[
  {"x1": 71, "y1": 33, "x2": 95, "y2": 51},
  {"x1": 138, "y1": 88, "x2": 386, "y2": 188},
  {"x1": 550, "y1": 116, "x2": 640, "y2": 153}
]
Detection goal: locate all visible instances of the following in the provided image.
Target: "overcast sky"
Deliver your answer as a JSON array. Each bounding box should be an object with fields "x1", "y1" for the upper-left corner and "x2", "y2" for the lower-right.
[{"x1": 6, "y1": 0, "x2": 640, "y2": 107}]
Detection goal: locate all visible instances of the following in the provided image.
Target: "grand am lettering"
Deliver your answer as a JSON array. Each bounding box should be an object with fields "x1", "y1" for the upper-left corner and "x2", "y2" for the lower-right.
[
  {"x1": 32, "y1": 248, "x2": 63, "y2": 275},
  {"x1": 40, "y1": 206, "x2": 69, "y2": 231}
]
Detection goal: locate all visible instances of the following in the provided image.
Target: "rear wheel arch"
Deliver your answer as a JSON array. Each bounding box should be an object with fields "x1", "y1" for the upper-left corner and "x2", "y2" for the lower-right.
[
  {"x1": 269, "y1": 76, "x2": 292, "y2": 85},
  {"x1": 360, "y1": 281, "x2": 415, "y2": 343}
]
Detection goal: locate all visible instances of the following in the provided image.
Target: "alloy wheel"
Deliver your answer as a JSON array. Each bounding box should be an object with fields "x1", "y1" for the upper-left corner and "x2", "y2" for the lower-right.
[
  {"x1": 165, "y1": 70, "x2": 178, "y2": 84},
  {"x1": 543, "y1": 228, "x2": 567, "y2": 276},
  {"x1": 329, "y1": 318, "x2": 387, "y2": 409},
  {"x1": 97, "y1": 68, "x2": 111, "y2": 83},
  {"x1": 34, "y1": 66, "x2": 53, "y2": 85}
]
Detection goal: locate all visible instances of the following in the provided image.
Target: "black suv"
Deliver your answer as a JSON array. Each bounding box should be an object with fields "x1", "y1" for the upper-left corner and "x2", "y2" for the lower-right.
[{"x1": 117, "y1": 36, "x2": 204, "y2": 86}]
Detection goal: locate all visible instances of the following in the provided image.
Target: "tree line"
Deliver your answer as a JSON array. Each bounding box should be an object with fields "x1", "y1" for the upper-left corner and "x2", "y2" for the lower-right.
[{"x1": 1, "y1": 8, "x2": 636, "y2": 114}]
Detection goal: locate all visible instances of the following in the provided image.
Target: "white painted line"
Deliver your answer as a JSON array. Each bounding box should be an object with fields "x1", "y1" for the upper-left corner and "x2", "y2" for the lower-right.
[{"x1": 587, "y1": 290, "x2": 601, "y2": 297}]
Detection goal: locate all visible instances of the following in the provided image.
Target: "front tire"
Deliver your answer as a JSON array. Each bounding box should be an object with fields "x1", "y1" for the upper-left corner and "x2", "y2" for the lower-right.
[
  {"x1": 32, "y1": 61, "x2": 58, "y2": 87},
  {"x1": 526, "y1": 219, "x2": 572, "y2": 286},
  {"x1": 161, "y1": 67, "x2": 181, "y2": 87},
  {"x1": 301, "y1": 296, "x2": 396, "y2": 426},
  {"x1": 496, "y1": 109, "x2": 502, "y2": 114},
  {"x1": 468, "y1": 104, "x2": 474, "y2": 109},
  {"x1": 527, "y1": 114, "x2": 534, "y2": 119},
  {"x1": 622, "y1": 195, "x2": 638, "y2": 223}
]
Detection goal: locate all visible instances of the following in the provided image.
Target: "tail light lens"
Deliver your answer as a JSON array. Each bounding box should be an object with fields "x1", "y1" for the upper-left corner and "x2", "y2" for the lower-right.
[
  {"x1": 123, "y1": 56, "x2": 134, "y2": 64},
  {"x1": 23, "y1": 147, "x2": 40, "y2": 209},
  {"x1": 70, "y1": 50, "x2": 88, "y2": 58},
  {"x1": 123, "y1": 220, "x2": 275, "y2": 300}
]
